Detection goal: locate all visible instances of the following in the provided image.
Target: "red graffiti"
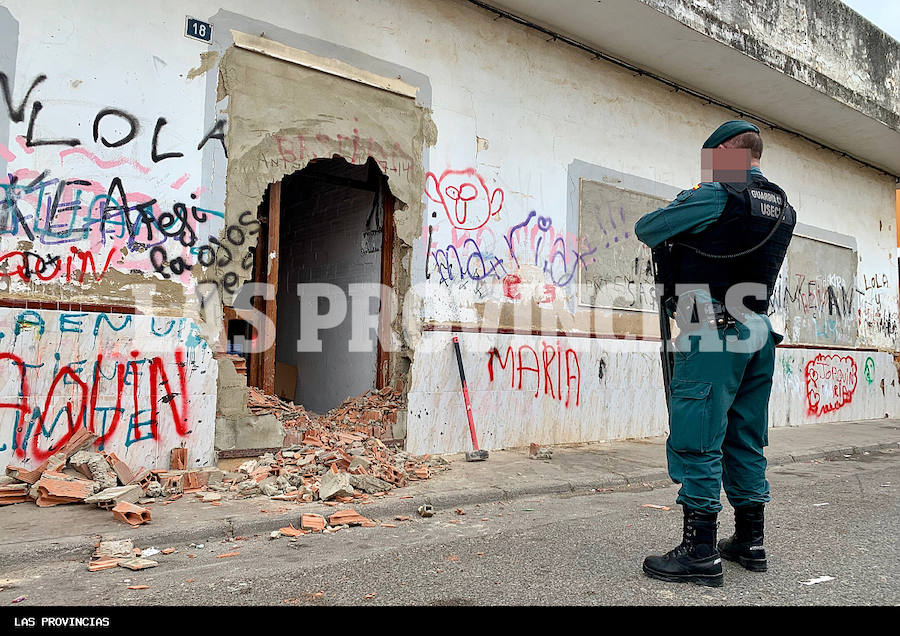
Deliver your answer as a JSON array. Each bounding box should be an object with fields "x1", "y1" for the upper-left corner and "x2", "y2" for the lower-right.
[
  {"x1": 425, "y1": 168, "x2": 504, "y2": 230},
  {"x1": 273, "y1": 129, "x2": 413, "y2": 175},
  {"x1": 539, "y1": 284, "x2": 556, "y2": 304},
  {"x1": 0, "y1": 348, "x2": 190, "y2": 462},
  {"x1": 487, "y1": 342, "x2": 580, "y2": 407},
  {"x1": 805, "y1": 354, "x2": 857, "y2": 416},
  {"x1": 502, "y1": 274, "x2": 522, "y2": 300},
  {"x1": 0, "y1": 247, "x2": 117, "y2": 283}
]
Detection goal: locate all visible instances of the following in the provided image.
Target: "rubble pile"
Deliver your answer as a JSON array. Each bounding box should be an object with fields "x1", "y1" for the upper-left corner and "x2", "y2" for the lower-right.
[
  {"x1": 249, "y1": 385, "x2": 405, "y2": 442},
  {"x1": 2, "y1": 389, "x2": 450, "y2": 518}
]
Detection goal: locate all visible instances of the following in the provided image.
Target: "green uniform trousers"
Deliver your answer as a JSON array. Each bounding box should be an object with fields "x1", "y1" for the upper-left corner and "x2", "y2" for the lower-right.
[{"x1": 666, "y1": 313, "x2": 782, "y2": 514}]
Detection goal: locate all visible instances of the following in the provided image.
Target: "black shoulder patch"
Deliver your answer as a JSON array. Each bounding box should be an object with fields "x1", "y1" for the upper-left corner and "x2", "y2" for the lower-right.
[{"x1": 748, "y1": 187, "x2": 785, "y2": 220}]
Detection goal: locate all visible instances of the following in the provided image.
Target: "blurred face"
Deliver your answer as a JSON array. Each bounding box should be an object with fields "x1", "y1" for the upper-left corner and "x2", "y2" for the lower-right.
[{"x1": 701, "y1": 147, "x2": 751, "y2": 183}]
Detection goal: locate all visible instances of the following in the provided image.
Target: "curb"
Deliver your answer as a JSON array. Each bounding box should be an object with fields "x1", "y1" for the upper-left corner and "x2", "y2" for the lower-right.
[{"x1": 1, "y1": 440, "x2": 895, "y2": 568}]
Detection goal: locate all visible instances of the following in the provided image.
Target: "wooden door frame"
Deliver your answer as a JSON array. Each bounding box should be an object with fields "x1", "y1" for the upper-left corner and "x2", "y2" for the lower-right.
[
  {"x1": 376, "y1": 189, "x2": 395, "y2": 389},
  {"x1": 248, "y1": 181, "x2": 280, "y2": 395}
]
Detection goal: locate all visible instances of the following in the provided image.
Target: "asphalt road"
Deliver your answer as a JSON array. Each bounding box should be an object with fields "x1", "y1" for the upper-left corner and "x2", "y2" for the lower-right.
[{"x1": 1, "y1": 449, "x2": 897, "y2": 606}]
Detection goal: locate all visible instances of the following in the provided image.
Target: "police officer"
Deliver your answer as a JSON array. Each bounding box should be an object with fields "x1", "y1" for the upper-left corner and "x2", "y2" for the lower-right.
[{"x1": 634, "y1": 120, "x2": 796, "y2": 587}]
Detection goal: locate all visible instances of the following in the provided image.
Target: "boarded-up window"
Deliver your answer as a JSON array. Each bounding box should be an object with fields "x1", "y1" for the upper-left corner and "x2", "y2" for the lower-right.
[{"x1": 577, "y1": 179, "x2": 667, "y2": 312}]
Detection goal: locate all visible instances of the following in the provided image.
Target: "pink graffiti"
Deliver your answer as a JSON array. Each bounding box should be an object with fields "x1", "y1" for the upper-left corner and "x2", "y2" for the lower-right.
[
  {"x1": 59, "y1": 147, "x2": 151, "y2": 174},
  {"x1": 805, "y1": 354, "x2": 857, "y2": 416},
  {"x1": 0, "y1": 142, "x2": 15, "y2": 162},
  {"x1": 425, "y1": 168, "x2": 503, "y2": 231}
]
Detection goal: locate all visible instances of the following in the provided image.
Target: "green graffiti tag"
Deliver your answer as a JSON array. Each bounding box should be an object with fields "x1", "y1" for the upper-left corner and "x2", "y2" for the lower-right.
[{"x1": 864, "y1": 357, "x2": 875, "y2": 385}]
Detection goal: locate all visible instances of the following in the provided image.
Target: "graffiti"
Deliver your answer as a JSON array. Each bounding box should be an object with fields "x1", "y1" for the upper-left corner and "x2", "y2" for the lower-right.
[
  {"x1": 1, "y1": 71, "x2": 226, "y2": 157},
  {"x1": 487, "y1": 342, "x2": 581, "y2": 407},
  {"x1": 429, "y1": 238, "x2": 508, "y2": 285},
  {"x1": 0, "y1": 171, "x2": 223, "y2": 250},
  {"x1": 425, "y1": 168, "x2": 504, "y2": 231},
  {"x1": 782, "y1": 273, "x2": 855, "y2": 318},
  {"x1": 586, "y1": 252, "x2": 655, "y2": 309},
  {"x1": 150, "y1": 209, "x2": 259, "y2": 282},
  {"x1": 858, "y1": 281, "x2": 899, "y2": 343},
  {"x1": 273, "y1": 129, "x2": 409, "y2": 176},
  {"x1": 0, "y1": 247, "x2": 117, "y2": 284},
  {"x1": 864, "y1": 357, "x2": 875, "y2": 385},
  {"x1": 862, "y1": 273, "x2": 889, "y2": 291},
  {"x1": 0, "y1": 310, "x2": 209, "y2": 464},
  {"x1": 805, "y1": 354, "x2": 857, "y2": 417},
  {"x1": 504, "y1": 211, "x2": 596, "y2": 288},
  {"x1": 428, "y1": 210, "x2": 596, "y2": 295},
  {"x1": 0, "y1": 348, "x2": 190, "y2": 462}
]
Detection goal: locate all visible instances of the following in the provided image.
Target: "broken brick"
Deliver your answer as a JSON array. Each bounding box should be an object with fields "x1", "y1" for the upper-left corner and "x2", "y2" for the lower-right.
[
  {"x1": 0, "y1": 483, "x2": 30, "y2": 506},
  {"x1": 170, "y1": 447, "x2": 187, "y2": 470},
  {"x1": 88, "y1": 557, "x2": 121, "y2": 571},
  {"x1": 35, "y1": 475, "x2": 97, "y2": 507},
  {"x1": 103, "y1": 452, "x2": 135, "y2": 485},
  {"x1": 327, "y1": 509, "x2": 375, "y2": 527},
  {"x1": 300, "y1": 514, "x2": 326, "y2": 532},
  {"x1": 112, "y1": 502, "x2": 152, "y2": 526}
]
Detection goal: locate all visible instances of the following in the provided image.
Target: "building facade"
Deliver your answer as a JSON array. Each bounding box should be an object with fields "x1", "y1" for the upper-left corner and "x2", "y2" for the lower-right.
[{"x1": 1, "y1": 0, "x2": 898, "y2": 469}]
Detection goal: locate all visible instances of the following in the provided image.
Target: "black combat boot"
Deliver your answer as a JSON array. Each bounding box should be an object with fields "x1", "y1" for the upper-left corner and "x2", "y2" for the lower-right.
[
  {"x1": 642, "y1": 508, "x2": 724, "y2": 587},
  {"x1": 718, "y1": 503, "x2": 766, "y2": 572}
]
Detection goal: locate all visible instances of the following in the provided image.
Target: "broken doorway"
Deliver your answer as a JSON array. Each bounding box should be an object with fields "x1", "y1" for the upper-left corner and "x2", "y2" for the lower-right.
[{"x1": 239, "y1": 156, "x2": 394, "y2": 415}]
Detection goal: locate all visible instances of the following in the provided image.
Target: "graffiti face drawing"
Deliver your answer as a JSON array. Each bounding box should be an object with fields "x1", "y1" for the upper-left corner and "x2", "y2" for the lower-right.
[{"x1": 425, "y1": 168, "x2": 504, "y2": 231}]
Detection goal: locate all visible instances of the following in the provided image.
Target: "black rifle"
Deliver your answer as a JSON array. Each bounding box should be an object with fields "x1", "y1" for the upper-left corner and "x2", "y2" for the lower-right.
[{"x1": 651, "y1": 244, "x2": 675, "y2": 413}]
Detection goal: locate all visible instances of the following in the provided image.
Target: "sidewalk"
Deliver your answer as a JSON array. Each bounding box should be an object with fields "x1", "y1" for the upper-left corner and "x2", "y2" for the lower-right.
[{"x1": 1, "y1": 417, "x2": 898, "y2": 568}]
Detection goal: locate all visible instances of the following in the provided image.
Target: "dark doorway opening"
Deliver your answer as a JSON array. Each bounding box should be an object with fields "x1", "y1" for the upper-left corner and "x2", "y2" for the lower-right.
[{"x1": 229, "y1": 157, "x2": 394, "y2": 415}]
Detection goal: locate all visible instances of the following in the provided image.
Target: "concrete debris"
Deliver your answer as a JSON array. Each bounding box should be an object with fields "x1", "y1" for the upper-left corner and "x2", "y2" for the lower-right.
[
  {"x1": 319, "y1": 467, "x2": 354, "y2": 501},
  {"x1": 249, "y1": 385, "x2": 403, "y2": 442},
  {"x1": 529, "y1": 443, "x2": 553, "y2": 460},
  {"x1": 349, "y1": 474, "x2": 393, "y2": 494},
  {"x1": 269, "y1": 530, "x2": 281, "y2": 540},
  {"x1": 238, "y1": 460, "x2": 259, "y2": 475},
  {"x1": 118, "y1": 558, "x2": 158, "y2": 571},
  {"x1": 1, "y1": 391, "x2": 448, "y2": 535},
  {"x1": 94, "y1": 539, "x2": 134, "y2": 559},
  {"x1": 0, "y1": 483, "x2": 30, "y2": 506},
  {"x1": 141, "y1": 548, "x2": 161, "y2": 557},
  {"x1": 84, "y1": 485, "x2": 143, "y2": 508},
  {"x1": 417, "y1": 504, "x2": 434, "y2": 518}
]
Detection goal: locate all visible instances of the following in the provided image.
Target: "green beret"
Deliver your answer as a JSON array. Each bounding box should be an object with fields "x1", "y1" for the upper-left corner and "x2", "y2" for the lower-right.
[{"x1": 702, "y1": 120, "x2": 760, "y2": 148}]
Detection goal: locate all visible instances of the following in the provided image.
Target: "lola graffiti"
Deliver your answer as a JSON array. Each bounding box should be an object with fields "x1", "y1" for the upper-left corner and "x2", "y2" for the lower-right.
[
  {"x1": 487, "y1": 342, "x2": 581, "y2": 407},
  {"x1": 805, "y1": 353, "x2": 857, "y2": 417},
  {"x1": 0, "y1": 72, "x2": 225, "y2": 159},
  {"x1": 0, "y1": 348, "x2": 190, "y2": 462}
]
